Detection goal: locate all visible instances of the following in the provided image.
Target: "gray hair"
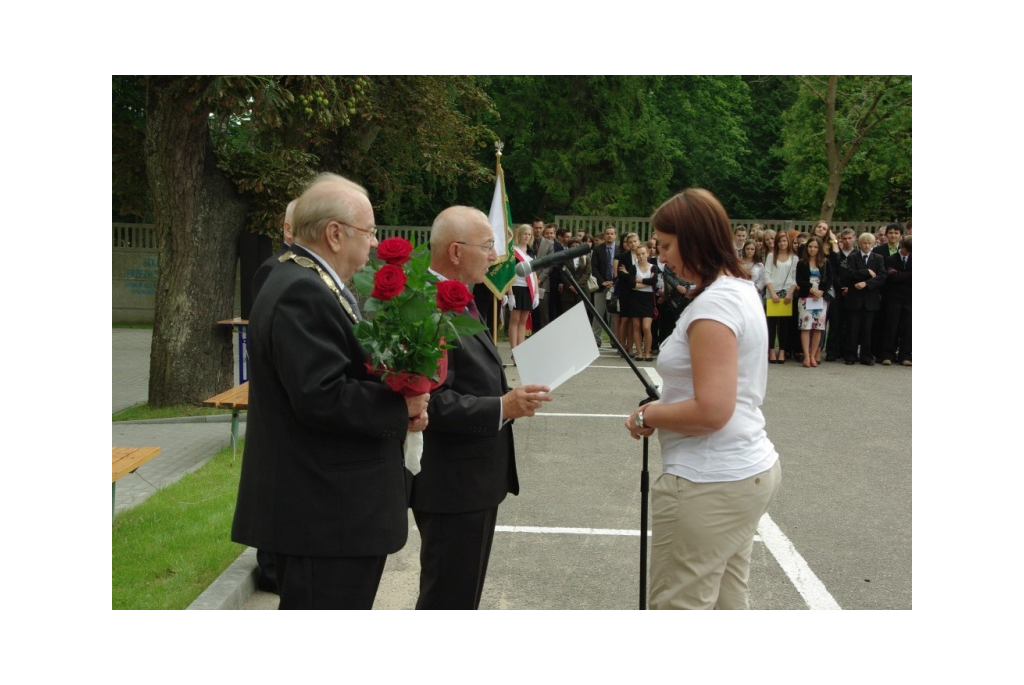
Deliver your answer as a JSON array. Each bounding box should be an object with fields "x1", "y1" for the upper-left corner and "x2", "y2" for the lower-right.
[{"x1": 291, "y1": 173, "x2": 368, "y2": 243}]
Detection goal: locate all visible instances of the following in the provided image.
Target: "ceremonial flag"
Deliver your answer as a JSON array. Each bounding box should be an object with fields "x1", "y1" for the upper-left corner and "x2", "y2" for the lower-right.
[{"x1": 484, "y1": 154, "x2": 516, "y2": 298}]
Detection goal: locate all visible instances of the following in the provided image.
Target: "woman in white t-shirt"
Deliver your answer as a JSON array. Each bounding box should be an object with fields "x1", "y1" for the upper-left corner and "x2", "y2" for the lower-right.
[{"x1": 624, "y1": 188, "x2": 781, "y2": 610}]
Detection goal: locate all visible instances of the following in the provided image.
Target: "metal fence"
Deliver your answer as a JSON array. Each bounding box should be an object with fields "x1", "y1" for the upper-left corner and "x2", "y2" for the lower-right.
[
  {"x1": 553, "y1": 216, "x2": 891, "y2": 242},
  {"x1": 113, "y1": 223, "x2": 157, "y2": 249},
  {"x1": 112, "y1": 224, "x2": 430, "y2": 251}
]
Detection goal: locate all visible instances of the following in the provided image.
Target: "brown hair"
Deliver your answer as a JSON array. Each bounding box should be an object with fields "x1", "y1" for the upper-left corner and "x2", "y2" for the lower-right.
[
  {"x1": 800, "y1": 236, "x2": 827, "y2": 269},
  {"x1": 650, "y1": 188, "x2": 746, "y2": 297}
]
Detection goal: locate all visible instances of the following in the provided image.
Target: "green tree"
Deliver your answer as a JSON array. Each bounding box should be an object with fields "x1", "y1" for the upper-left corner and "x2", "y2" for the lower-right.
[
  {"x1": 779, "y1": 75, "x2": 912, "y2": 221},
  {"x1": 116, "y1": 76, "x2": 495, "y2": 405},
  {"x1": 655, "y1": 75, "x2": 752, "y2": 213},
  {"x1": 487, "y1": 75, "x2": 674, "y2": 219}
]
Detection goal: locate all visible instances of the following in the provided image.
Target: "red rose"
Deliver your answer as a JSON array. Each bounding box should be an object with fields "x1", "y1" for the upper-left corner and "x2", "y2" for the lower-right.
[
  {"x1": 376, "y1": 237, "x2": 414, "y2": 266},
  {"x1": 436, "y1": 280, "x2": 473, "y2": 313},
  {"x1": 372, "y1": 264, "x2": 407, "y2": 300}
]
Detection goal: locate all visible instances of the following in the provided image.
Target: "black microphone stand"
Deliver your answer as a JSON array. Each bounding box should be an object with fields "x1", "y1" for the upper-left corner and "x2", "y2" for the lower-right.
[{"x1": 558, "y1": 264, "x2": 659, "y2": 610}]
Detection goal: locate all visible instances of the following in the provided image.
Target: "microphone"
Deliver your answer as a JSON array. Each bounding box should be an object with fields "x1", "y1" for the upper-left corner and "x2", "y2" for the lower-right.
[{"x1": 515, "y1": 243, "x2": 592, "y2": 277}]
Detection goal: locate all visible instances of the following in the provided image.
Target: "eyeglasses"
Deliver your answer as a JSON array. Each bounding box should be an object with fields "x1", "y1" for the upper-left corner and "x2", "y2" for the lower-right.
[
  {"x1": 338, "y1": 221, "x2": 377, "y2": 237},
  {"x1": 456, "y1": 239, "x2": 495, "y2": 251}
]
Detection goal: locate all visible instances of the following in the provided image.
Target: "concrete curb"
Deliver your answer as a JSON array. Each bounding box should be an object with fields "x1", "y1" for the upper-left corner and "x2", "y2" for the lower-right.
[
  {"x1": 187, "y1": 548, "x2": 258, "y2": 610},
  {"x1": 115, "y1": 415, "x2": 248, "y2": 425}
]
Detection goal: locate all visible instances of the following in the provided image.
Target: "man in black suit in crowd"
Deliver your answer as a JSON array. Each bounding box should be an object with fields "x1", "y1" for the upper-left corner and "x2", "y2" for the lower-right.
[
  {"x1": 412, "y1": 205, "x2": 552, "y2": 609},
  {"x1": 528, "y1": 221, "x2": 555, "y2": 332},
  {"x1": 590, "y1": 225, "x2": 618, "y2": 347},
  {"x1": 881, "y1": 236, "x2": 912, "y2": 366},
  {"x1": 825, "y1": 229, "x2": 857, "y2": 361},
  {"x1": 232, "y1": 173, "x2": 430, "y2": 609},
  {"x1": 841, "y1": 232, "x2": 887, "y2": 365},
  {"x1": 549, "y1": 225, "x2": 572, "y2": 321},
  {"x1": 870, "y1": 222, "x2": 904, "y2": 359}
]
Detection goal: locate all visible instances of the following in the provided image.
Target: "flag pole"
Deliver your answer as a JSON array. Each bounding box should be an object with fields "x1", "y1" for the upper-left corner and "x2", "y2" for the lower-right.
[{"x1": 484, "y1": 139, "x2": 515, "y2": 344}]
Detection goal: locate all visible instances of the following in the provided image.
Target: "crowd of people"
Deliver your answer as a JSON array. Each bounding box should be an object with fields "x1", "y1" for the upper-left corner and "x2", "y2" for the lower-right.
[
  {"x1": 508, "y1": 218, "x2": 911, "y2": 371},
  {"x1": 732, "y1": 220, "x2": 912, "y2": 367},
  {"x1": 507, "y1": 221, "x2": 698, "y2": 363}
]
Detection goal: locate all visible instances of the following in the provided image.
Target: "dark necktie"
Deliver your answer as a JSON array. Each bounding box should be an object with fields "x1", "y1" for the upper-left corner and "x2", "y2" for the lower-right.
[
  {"x1": 466, "y1": 298, "x2": 481, "y2": 322},
  {"x1": 340, "y1": 287, "x2": 362, "y2": 321}
]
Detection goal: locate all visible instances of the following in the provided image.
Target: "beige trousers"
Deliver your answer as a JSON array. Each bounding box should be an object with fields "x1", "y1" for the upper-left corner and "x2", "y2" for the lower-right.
[{"x1": 649, "y1": 460, "x2": 781, "y2": 610}]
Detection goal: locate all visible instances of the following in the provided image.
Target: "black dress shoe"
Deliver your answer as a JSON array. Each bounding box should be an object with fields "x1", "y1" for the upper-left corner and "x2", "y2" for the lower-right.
[
  {"x1": 845, "y1": 360, "x2": 855, "y2": 365},
  {"x1": 825, "y1": 355, "x2": 837, "y2": 362},
  {"x1": 860, "y1": 359, "x2": 875, "y2": 366}
]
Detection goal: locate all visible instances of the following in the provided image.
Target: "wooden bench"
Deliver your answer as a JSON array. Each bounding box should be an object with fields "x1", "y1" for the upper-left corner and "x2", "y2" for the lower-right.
[
  {"x1": 112, "y1": 446, "x2": 160, "y2": 520},
  {"x1": 202, "y1": 381, "x2": 249, "y2": 454}
]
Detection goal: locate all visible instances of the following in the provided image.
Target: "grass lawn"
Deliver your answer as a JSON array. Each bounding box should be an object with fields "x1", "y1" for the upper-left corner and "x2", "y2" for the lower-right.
[
  {"x1": 112, "y1": 441, "x2": 246, "y2": 610},
  {"x1": 113, "y1": 403, "x2": 233, "y2": 422}
]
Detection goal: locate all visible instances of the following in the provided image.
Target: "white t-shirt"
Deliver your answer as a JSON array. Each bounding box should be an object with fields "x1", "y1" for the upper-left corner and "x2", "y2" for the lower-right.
[{"x1": 656, "y1": 275, "x2": 778, "y2": 482}]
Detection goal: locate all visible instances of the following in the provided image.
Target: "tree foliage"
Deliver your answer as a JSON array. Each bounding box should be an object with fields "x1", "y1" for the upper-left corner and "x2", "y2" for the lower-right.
[
  {"x1": 779, "y1": 75, "x2": 912, "y2": 221},
  {"x1": 113, "y1": 75, "x2": 497, "y2": 404},
  {"x1": 487, "y1": 75, "x2": 674, "y2": 219}
]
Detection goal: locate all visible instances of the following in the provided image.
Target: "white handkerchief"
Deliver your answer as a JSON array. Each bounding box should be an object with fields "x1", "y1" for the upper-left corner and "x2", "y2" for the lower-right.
[{"x1": 404, "y1": 431, "x2": 423, "y2": 475}]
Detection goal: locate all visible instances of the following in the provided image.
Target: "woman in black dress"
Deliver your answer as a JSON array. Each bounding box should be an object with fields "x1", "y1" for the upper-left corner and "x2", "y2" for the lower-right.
[
  {"x1": 629, "y1": 244, "x2": 660, "y2": 361},
  {"x1": 614, "y1": 232, "x2": 641, "y2": 357}
]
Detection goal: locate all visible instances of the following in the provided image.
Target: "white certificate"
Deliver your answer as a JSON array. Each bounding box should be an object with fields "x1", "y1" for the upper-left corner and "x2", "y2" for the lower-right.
[{"x1": 512, "y1": 302, "x2": 599, "y2": 391}]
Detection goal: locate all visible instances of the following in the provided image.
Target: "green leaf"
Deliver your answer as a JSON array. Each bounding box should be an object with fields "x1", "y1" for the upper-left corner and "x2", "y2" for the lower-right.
[
  {"x1": 399, "y1": 296, "x2": 434, "y2": 324},
  {"x1": 353, "y1": 270, "x2": 375, "y2": 297},
  {"x1": 447, "y1": 314, "x2": 487, "y2": 336}
]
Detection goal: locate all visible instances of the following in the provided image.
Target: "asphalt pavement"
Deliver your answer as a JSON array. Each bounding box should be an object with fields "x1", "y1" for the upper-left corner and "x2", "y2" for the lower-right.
[{"x1": 113, "y1": 320, "x2": 912, "y2": 610}]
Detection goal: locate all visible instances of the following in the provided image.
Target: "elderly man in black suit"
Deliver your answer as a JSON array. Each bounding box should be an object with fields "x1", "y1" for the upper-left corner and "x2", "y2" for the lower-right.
[
  {"x1": 232, "y1": 173, "x2": 430, "y2": 609},
  {"x1": 841, "y1": 232, "x2": 888, "y2": 365},
  {"x1": 250, "y1": 198, "x2": 296, "y2": 302},
  {"x1": 412, "y1": 206, "x2": 552, "y2": 609}
]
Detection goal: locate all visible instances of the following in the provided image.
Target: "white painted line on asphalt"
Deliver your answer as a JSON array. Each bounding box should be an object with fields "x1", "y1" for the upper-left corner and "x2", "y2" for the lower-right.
[
  {"x1": 757, "y1": 513, "x2": 842, "y2": 610},
  {"x1": 536, "y1": 412, "x2": 629, "y2": 418},
  {"x1": 497, "y1": 525, "x2": 642, "y2": 536},
  {"x1": 496, "y1": 524, "x2": 761, "y2": 541},
  {"x1": 643, "y1": 366, "x2": 663, "y2": 391}
]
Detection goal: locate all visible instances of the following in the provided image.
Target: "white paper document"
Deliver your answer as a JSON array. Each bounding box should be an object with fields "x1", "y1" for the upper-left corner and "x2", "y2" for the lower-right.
[{"x1": 512, "y1": 302, "x2": 599, "y2": 391}]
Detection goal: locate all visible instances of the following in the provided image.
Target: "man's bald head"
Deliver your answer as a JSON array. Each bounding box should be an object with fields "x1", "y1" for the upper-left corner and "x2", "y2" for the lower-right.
[{"x1": 429, "y1": 206, "x2": 497, "y2": 284}]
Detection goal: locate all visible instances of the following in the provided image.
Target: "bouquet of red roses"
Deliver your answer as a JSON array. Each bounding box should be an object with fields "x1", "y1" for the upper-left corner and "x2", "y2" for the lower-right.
[{"x1": 353, "y1": 237, "x2": 486, "y2": 396}]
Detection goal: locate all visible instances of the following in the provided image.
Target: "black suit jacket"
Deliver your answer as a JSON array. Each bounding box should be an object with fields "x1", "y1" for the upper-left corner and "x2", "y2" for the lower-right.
[
  {"x1": 411, "y1": 306, "x2": 517, "y2": 514},
  {"x1": 232, "y1": 245, "x2": 411, "y2": 557},
  {"x1": 251, "y1": 245, "x2": 290, "y2": 302},
  {"x1": 883, "y1": 253, "x2": 912, "y2": 304},
  {"x1": 796, "y1": 260, "x2": 834, "y2": 300},
  {"x1": 530, "y1": 238, "x2": 555, "y2": 289},
  {"x1": 591, "y1": 242, "x2": 617, "y2": 288},
  {"x1": 841, "y1": 251, "x2": 887, "y2": 311}
]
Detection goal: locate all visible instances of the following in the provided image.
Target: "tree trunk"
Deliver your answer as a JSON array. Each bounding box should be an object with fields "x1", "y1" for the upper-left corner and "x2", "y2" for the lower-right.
[
  {"x1": 819, "y1": 76, "x2": 840, "y2": 222},
  {"x1": 144, "y1": 78, "x2": 250, "y2": 406}
]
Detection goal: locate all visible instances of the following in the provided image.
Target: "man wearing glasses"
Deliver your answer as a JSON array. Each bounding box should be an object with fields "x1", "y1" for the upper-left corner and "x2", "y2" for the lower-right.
[
  {"x1": 412, "y1": 205, "x2": 552, "y2": 609},
  {"x1": 232, "y1": 173, "x2": 430, "y2": 609}
]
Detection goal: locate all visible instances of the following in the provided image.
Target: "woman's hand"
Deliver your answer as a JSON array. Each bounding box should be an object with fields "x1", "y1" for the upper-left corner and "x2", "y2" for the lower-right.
[{"x1": 625, "y1": 404, "x2": 657, "y2": 441}]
